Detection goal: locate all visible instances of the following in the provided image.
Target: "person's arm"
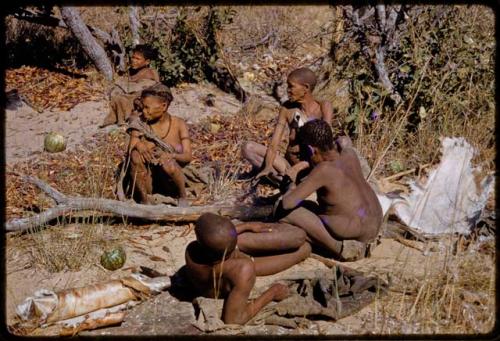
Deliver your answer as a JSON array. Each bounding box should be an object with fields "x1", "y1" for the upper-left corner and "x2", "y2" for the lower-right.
[
  {"x1": 222, "y1": 262, "x2": 289, "y2": 325},
  {"x1": 255, "y1": 107, "x2": 289, "y2": 178},
  {"x1": 320, "y1": 100, "x2": 333, "y2": 125},
  {"x1": 235, "y1": 222, "x2": 273, "y2": 234},
  {"x1": 128, "y1": 130, "x2": 153, "y2": 163},
  {"x1": 173, "y1": 120, "x2": 192, "y2": 163},
  {"x1": 161, "y1": 120, "x2": 192, "y2": 164},
  {"x1": 281, "y1": 164, "x2": 328, "y2": 210}
]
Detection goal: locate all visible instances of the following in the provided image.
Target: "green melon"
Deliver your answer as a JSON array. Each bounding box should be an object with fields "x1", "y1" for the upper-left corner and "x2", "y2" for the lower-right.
[
  {"x1": 44, "y1": 132, "x2": 66, "y2": 153},
  {"x1": 100, "y1": 246, "x2": 126, "y2": 271}
]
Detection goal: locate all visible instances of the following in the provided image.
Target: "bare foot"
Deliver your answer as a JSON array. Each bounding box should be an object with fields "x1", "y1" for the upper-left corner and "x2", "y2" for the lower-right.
[
  {"x1": 340, "y1": 240, "x2": 367, "y2": 262},
  {"x1": 177, "y1": 198, "x2": 190, "y2": 207}
]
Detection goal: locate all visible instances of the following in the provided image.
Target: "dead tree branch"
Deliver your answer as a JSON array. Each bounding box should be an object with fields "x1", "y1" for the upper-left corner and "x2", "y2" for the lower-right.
[
  {"x1": 129, "y1": 6, "x2": 141, "y2": 46},
  {"x1": 347, "y1": 4, "x2": 404, "y2": 104},
  {"x1": 5, "y1": 175, "x2": 272, "y2": 233},
  {"x1": 60, "y1": 6, "x2": 113, "y2": 80}
]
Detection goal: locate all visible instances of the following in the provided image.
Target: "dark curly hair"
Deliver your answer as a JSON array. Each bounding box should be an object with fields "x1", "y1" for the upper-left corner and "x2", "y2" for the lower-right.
[
  {"x1": 299, "y1": 119, "x2": 334, "y2": 152},
  {"x1": 141, "y1": 83, "x2": 173, "y2": 104},
  {"x1": 131, "y1": 44, "x2": 158, "y2": 61}
]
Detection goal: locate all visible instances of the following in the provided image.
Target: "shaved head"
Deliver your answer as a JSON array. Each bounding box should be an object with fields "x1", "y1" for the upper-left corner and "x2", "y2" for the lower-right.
[
  {"x1": 288, "y1": 68, "x2": 318, "y2": 91},
  {"x1": 195, "y1": 213, "x2": 237, "y2": 258}
]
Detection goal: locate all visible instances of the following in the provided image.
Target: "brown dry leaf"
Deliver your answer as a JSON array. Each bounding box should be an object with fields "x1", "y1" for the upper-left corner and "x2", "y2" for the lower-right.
[{"x1": 149, "y1": 255, "x2": 166, "y2": 262}]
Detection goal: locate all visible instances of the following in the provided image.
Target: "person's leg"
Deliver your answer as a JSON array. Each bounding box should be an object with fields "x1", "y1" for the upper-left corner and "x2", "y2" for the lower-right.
[
  {"x1": 237, "y1": 223, "x2": 307, "y2": 254},
  {"x1": 280, "y1": 207, "x2": 343, "y2": 257},
  {"x1": 252, "y1": 242, "x2": 311, "y2": 276},
  {"x1": 319, "y1": 214, "x2": 363, "y2": 241},
  {"x1": 241, "y1": 141, "x2": 290, "y2": 175},
  {"x1": 129, "y1": 150, "x2": 153, "y2": 203},
  {"x1": 100, "y1": 98, "x2": 119, "y2": 127},
  {"x1": 115, "y1": 94, "x2": 136, "y2": 124},
  {"x1": 160, "y1": 158, "x2": 188, "y2": 206}
]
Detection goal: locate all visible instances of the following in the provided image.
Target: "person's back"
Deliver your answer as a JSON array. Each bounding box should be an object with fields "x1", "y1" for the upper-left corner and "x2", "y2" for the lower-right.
[
  {"x1": 184, "y1": 213, "x2": 296, "y2": 324},
  {"x1": 277, "y1": 119, "x2": 382, "y2": 260},
  {"x1": 315, "y1": 147, "x2": 382, "y2": 242}
]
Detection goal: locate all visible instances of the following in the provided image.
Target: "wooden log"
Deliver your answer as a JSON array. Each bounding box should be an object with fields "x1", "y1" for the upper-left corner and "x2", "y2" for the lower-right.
[{"x1": 5, "y1": 174, "x2": 273, "y2": 232}]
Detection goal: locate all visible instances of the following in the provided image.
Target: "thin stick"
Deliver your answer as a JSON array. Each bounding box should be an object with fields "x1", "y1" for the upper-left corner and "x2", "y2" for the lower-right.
[
  {"x1": 394, "y1": 236, "x2": 424, "y2": 252},
  {"x1": 382, "y1": 167, "x2": 422, "y2": 182}
]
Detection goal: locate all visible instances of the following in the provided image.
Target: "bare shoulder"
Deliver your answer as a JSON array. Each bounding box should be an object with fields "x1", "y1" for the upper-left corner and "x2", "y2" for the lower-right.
[
  {"x1": 222, "y1": 257, "x2": 255, "y2": 283},
  {"x1": 170, "y1": 115, "x2": 188, "y2": 127},
  {"x1": 319, "y1": 100, "x2": 332, "y2": 110},
  {"x1": 310, "y1": 161, "x2": 338, "y2": 178},
  {"x1": 319, "y1": 99, "x2": 332, "y2": 108}
]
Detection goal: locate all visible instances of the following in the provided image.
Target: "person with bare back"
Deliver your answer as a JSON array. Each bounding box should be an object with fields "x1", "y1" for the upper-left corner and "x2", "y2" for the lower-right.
[
  {"x1": 100, "y1": 44, "x2": 160, "y2": 128},
  {"x1": 126, "y1": 83, "x2": 191, "y2": 207},
  {"x1": 185, "y1": 213, "x2": 311, "y2": 325},
  {"x1": 274, "y1": 119, "x2": 383, "y2": 261},
  {"x1": 241, "y1": 67, "x2": 333, "y2": 182}
]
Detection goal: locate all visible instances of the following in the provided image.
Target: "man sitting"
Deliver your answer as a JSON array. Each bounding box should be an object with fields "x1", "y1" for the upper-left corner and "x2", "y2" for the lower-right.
[
  {"x1": 275, "y1": 119, "x2": 383, "y2": 261},
  {"x1": 185, "y1": 213, "x2": 311, "y2": 324},
  {"x1": 241, "y1": 67, "x2": 333, "y2": 183}
]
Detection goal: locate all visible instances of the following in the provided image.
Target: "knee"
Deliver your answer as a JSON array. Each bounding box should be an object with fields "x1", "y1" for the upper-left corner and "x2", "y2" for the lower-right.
[
  {"x1": 241, "y1": 141, "x2": 256, "y2": 159},
  {"x1": 299, "y1": 242, "x2": 312, "y2": 259},
  {"x1": 295, "y1": 228, "x2": 307, "y2": 245},
  {"x1": 163, "y1": 160, "x2": 180, "y2": 175},
  {"x1": 130, "y1": 150, "x2": 143, "y2": 165}
]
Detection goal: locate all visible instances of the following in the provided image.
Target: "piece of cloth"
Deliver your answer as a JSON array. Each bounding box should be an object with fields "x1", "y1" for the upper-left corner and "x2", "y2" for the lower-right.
[
  {"x1": 264, "y1": 266, "x2": 388, "y2": 324},
  {"x1": 191, "y1": 266, "x2": 388, "y2": 331}
]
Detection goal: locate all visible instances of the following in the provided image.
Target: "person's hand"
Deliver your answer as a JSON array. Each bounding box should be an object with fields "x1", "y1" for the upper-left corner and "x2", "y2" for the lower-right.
[
  {"x1": 159, "y1": 152, "x2": 175, "y2": 165},
  {"x1": 136, "y1": 142, "x2": 153, "y2": 163},
  {"x1": 271, "y1": 283, "x2": 291, "y2": 301},
  {"x1": 285, "y1": 161, "x2": 310, "y2": 182},
  {"x1": 250, "y1": 223, "x2": 273, "y2": 233},
  {"x1": 255, "y1": 166, "x2": 273, "y2": 180}
]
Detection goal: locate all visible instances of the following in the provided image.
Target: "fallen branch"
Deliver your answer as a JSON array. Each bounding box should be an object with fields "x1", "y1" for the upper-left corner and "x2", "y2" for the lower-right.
[
  {"x1": 6, "y1": 175, "x2": 273, "y2": 232},
  {"x1": 394, "y1": 236, "x2": 424, "y2": 252}
]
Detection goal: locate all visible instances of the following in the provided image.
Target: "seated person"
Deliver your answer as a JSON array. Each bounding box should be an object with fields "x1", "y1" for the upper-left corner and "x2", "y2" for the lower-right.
[
  {"x1": 241, "y1": 67, "x2": 333, "y2": 182},
  {"x1": 274, "y1": 119, "x2": 383, "y2": 261},
  {"x1": 100, "y1": 44, "x2": 160, "y2": 127},
  {"x1": 185, "y1": 213, "x2": 311, "y2": 325},
  {"x1": 127, "y1": 84, "x2": 191, "y2": 207}
]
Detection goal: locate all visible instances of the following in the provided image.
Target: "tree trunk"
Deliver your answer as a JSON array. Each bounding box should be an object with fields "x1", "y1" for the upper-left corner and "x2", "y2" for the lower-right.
[
  {"x1": 129, "y1": 6, "x2": 141, "y2": 47},
  {"x1": 60, "y1": 6, "x2": 113, "y2": 80}
]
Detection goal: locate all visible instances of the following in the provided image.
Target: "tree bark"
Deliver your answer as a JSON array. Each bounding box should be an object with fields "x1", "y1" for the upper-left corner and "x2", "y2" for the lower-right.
[
  {"x1": 5, "y1": 175, "x2": 273, "y2": 232},
  {"x1": 129, "y1": 6, "x2": 141, "y2": 46},
  {"x1": 60, "y1": 6, "x2": 113, "y2": 80}
]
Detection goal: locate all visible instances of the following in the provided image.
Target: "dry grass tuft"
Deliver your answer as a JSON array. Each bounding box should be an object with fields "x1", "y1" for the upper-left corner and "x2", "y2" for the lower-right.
[
  {"x1": 26, "y1": 223, "x2": 108, "y2": 273},
  {"x1": 369, "y1": 236, "x2": 495, "y2": 334}
]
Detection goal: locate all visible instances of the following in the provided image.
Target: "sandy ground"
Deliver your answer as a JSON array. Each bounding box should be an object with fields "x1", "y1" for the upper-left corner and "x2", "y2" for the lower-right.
[
  {"x1": 5, "y1": 219, "x2": 431, "y2": 335},
  {"x1": 4, "y1": 86, "x2": 494, "y2": 336},
  {"x1": 5, "y1": 82, "x2": 242, "y2": 164}
]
